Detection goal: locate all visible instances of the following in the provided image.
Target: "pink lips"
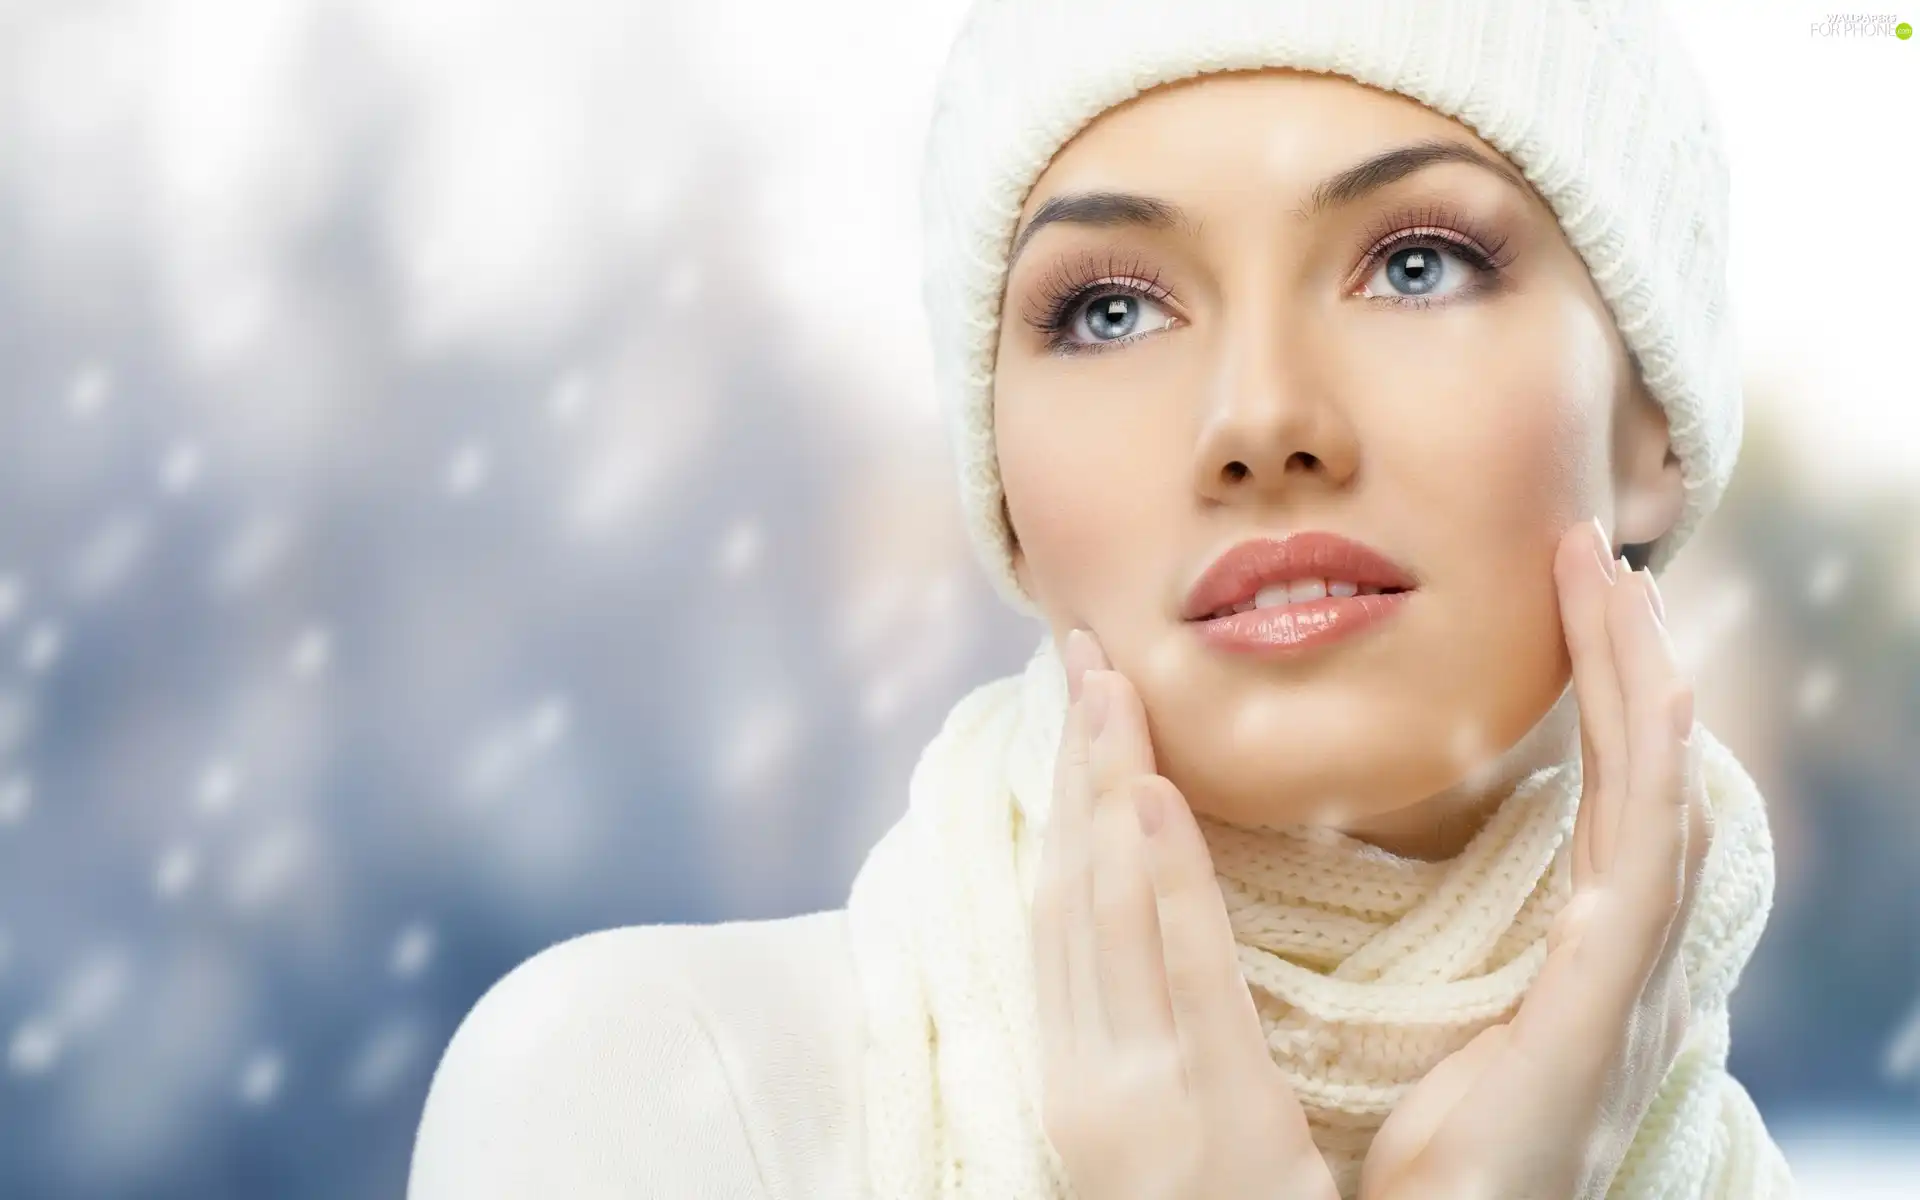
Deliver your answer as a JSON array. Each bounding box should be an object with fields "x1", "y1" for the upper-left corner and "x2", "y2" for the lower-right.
[{"x1": 1181, "y1": 531, "x2": 1418, "y2": 656}]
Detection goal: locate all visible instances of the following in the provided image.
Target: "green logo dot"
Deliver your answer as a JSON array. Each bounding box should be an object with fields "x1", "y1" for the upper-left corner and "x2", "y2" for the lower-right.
[{"x1": 1899, "y1": 21, "x2": 1913, "y2": 38}]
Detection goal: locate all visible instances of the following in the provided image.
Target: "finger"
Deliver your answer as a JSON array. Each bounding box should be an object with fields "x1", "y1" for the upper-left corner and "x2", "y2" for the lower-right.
[
  {"x1": 1598, "y1": 568, "x2": 1692, "y2": 1000},
  {"x1": 1556, "y1": 518, "x2": 1627, "y2": 883},
  {"x1": 1135, "y1": 773, "x2": 1269, "y2": 1097},
  {"x1": 1650, "y1": 714, "x2": 1713, "y2": 992},
  {"x1": 1363, "y1": 1022, "x2": 1513, "y2": 1192},
  {"x1": 1084, "y1": 667, "x2": 1160, "y2": 787},
  {"x1": 1034, "y1": 687, "x2": 1082, "y2": 1072},
  {"x1": 1501, "y1": 561, "x2": 1702, "y2": 1107},
  {"x1": 1500, "y1": 884, "x2": 1639, "y2": 1109},
  {"x1": 1084, "y1": 667, "x2": 1178, "y2": 1042},
  {"x1": 1091, "y1": 761, "x2": 1177, "y2": 1045},
  {"x1": 1031, "y1": 841, "x2": 1074, "y2": 1097},
  {"x1": 1049, "y1": 679, "x2": 1109, "y2": 1055},
  {"x1": 1062, "y1": 626, "x2": 1105, "y2": 703}
]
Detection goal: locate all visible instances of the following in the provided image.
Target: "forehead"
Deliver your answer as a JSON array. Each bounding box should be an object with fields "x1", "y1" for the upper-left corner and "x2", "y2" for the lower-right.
[{"x1": 1019, "y1": 68, "x2": 1507, "y2": 221}]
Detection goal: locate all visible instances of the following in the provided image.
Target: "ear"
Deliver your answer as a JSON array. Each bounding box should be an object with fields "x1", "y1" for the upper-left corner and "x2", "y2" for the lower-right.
[{"x1": 1612, "y1": 378, "x2": 1686, "y2": 551}]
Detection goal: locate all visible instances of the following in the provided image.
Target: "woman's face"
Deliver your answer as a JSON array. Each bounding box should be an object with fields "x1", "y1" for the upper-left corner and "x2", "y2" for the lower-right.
[{"x1": 995, "y1": 68, "x2": 1682, "y2": 845}]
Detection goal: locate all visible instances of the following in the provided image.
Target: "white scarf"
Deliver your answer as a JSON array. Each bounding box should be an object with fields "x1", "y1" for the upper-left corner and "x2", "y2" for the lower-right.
[{"x1": 846, "y1": 633, "x2": 1795, "y2": 1199}]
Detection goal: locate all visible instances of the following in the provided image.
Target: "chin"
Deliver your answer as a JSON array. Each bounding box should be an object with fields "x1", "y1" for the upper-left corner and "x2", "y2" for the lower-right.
[{"x1": 1155, "y1": 679, "x2": 1564, "y2": 831}]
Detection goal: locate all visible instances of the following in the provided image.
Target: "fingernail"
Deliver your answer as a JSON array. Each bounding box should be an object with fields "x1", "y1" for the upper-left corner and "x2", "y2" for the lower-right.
[
  {"x1": 1617, "y1": 554, "x2": 1632, "y2": 579},
  {"x1": 1084, "y1": 671, "x2": 1112, "y2": 742},
  {"x1": 1588, "y1": 517, "x2": 1617, "y2": 582},
  {"x1": 1641, "y1": 568, "x2": 1667, "y2": 623}
]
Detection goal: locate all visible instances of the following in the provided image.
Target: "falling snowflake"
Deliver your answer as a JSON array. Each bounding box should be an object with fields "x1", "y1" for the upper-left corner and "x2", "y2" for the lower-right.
[
  {"x1": 444, "y1": 441, "x2": 491, "y2": 498},
  {"x1": 547, "y1": 370, "x2": 591, "y2": 424},
  {"x1": 922, "y1": 572, "x2": 960, "y2": 622},
  {"x1": 154, "y1": 843, "x2": 198, "y2": 900},
  {"x1": 56, "y1": 949, "x2": 130, "y2": 1033},
  {"x1": 860, "y1": 673, "x2": 903, "y2": 727},
  {"x1": 159, "y1": 441, "x2": 205, "y2": 494},
  {"x1": 239, "y1": 1050, "x2": 286, "y2": 1106},
  {"x1": 226, "y1": 826, "x2": 308, "y2": 914},
  {"x1": 0, "y1": 574, "x2": 22, "y2": 626},
  {"x1": 716, "y1": 698, "x2": 799, "y2": 793},
  {"x1": 1882, "y1": 992, "x2": 1920, "y2": 1087},
  {"x1": 838, "y1": 573, "x2": 909, "y2": 660},
  {"x1": 67, "y1": 362, "x2": 112, "y2": 418},
  {"x1": 1448, "y1": 715, "x2": 1492, "y2": 771},
  {"x1": 459, "y1": 695, "x2": 572, "y2": 802},
  {"x1": 288, "y1": 625, "x2": 333, "y2": 678},
  {"x1": 390, "y1": 922, "x2": 436, "y2": 980},
  {"x1": 1796, "y1": 664, "x2": 1838, "y2": 720},
  {"x1": 0, "y1": 775, "x2": 31, "y2": 826},
  {"x1": 9, "y1": 1017, "x2": 61, "y2": 1077},
  {"x1": 1671, "y1": 573, "x2": 1754, "y2": 674},
  {"x1": 715, "y1": 517, "x2": 763, "y2": 578},
  {"x1": 20, "y1": 620, "x2": 63, "y2": 673},
  {"x1": 341, "y1": 1015, "x2": 424, "y2": 1104},
  {"x1": 1806, "y1": 553, "x2": 1849, "y2": 606},
  {"x1": 209, "y1": 513, "x2": 294, "y2": 598},
  {"x1": 525, "y1": 696, "x2": 571, "y2": 751},
  {"x1": 195, "y1": 758, "x2": 241, "y2": 818}
]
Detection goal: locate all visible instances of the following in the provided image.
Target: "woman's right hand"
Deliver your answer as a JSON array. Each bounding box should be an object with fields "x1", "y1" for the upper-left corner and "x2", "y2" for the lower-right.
[{"x1": 1031, "y1": 627, "x2": 1341, "y2": 1200}]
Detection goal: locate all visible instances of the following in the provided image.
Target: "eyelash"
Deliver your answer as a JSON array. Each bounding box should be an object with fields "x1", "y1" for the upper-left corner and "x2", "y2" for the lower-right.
[{"x1": 1021, "y1": 201, "x2": 1517, "y2": 358}]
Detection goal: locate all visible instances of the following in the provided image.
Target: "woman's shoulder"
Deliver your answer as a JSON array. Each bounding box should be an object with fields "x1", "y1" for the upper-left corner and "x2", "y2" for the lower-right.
[{"x1": 407, "y1": 907, "x2": 866, "y2": 1200}]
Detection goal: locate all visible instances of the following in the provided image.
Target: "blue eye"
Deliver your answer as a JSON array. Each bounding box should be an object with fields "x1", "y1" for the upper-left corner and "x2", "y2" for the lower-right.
[
  {"x1": 1022, "y1": 249, "x2": 1179, "y2": 359},
  {"x1": 1358, "y1": 237, "x2": 1497, "y2": 307},
  {"x1": 1047, "y1": 284, "x2": 1178, "y2": 356}
]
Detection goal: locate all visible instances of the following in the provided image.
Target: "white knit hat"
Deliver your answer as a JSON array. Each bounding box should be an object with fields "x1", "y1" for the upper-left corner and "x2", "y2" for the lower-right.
[{"x1": 921, "y1": 0, "x2": 1742, "y2": 619}]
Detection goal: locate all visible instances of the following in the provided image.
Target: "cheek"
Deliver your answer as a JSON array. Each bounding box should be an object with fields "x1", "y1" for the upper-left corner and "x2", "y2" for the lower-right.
[
  {"x1": 994, "y1": 380, "x2": 1122, "y2": 611},
  {"x1": 1383, "y1": 306, "x2": 1613, "y2": 565},
  {"x1": 994, "y1": 366, "x2": 1180, "y2": 617},
  {"x1": 1361, "y1": 311, "x2": 1609, "y2": 743}
]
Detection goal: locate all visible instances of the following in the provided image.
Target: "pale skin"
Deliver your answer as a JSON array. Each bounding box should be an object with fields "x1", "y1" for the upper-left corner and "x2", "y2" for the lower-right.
[
  {"x1": 996, "y1": 68, "x2": 1686, "y2": 861},
  {"x1": 1007, "y1": 69, "x2": 1712, "y2": 1199}
]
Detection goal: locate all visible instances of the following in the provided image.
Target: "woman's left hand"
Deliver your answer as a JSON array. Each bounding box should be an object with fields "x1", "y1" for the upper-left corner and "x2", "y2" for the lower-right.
[{"x1": 1356, "y1": 518, "x2": 1714, "y2": 1200}]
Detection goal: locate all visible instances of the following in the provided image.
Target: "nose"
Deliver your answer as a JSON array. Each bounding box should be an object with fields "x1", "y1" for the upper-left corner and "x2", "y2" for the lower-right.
[{"x1": 1189, "y1": 304, "x2": 1361, "y2": 505}]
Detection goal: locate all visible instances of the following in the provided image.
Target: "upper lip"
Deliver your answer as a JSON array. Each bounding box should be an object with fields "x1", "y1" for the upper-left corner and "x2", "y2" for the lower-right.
[{"x1": 1181, "y1": 531, "x2": 1419, "y2": 620}]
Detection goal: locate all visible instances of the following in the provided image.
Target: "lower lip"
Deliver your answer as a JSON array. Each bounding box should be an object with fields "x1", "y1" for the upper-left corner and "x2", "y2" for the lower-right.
[{"x1": 1187, "y1": 591, "x2": 1413, "y2": 655}]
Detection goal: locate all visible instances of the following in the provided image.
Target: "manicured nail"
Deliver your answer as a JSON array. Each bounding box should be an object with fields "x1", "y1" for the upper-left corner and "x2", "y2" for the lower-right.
[
  {"x1": 1640, "y1": 567, "x2": 1667, "y2": 623},
  {"x1": 1588, "y1": 517, "x2": 1617, "y2": 581}
]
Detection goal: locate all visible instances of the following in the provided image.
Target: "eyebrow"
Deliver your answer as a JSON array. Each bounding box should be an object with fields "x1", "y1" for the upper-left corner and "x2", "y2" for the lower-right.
[{"x1": 1005, "y1": 138, "x2": 1532, "y2": 271}]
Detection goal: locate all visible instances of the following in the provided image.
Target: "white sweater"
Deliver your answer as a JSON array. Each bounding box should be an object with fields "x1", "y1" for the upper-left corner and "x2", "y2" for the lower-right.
[{"x1": 407, "y1": 908, "x2": 865, "y2": 1200}]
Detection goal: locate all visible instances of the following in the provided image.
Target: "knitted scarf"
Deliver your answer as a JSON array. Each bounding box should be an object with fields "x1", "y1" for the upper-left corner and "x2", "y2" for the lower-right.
[{"x1": 846, "y1": 633, "x2": 1794, "y2": 1199}]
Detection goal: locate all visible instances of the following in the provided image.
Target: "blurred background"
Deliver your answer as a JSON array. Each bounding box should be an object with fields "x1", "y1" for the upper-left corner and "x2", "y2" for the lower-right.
[{"x1": 0, "y1": 0, "x2": 1915, "y2": 1196}]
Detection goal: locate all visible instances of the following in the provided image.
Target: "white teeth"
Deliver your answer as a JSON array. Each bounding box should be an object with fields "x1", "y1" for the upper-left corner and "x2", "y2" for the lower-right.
[
  {"x1": 1237, "y1": 579, "x2": 1363, "y2": 614},
  {"x1": 1206, "y1": 579, "x2": 1396, "y2": 619}
]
